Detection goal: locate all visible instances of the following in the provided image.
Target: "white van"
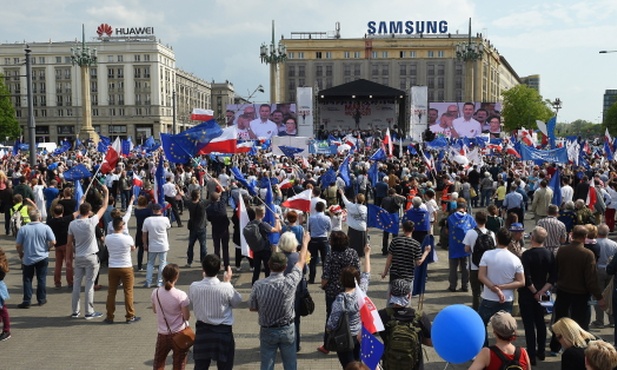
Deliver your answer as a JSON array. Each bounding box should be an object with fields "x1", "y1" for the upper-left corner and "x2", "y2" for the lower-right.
[{"x1": 37, "y1": 142, "x2": 58, "y2": 152}]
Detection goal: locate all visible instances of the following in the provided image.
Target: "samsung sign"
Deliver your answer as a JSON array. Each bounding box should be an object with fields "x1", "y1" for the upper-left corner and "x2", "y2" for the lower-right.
[{"x1": 367, "y1": 20, "x2": 448, "y2": 35}]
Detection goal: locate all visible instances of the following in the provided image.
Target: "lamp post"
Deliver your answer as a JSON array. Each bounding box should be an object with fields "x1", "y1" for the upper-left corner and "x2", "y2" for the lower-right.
[
  {"x1": 455, "y1": 18, "x2": 484, "y2": 102},
  {"x1": 599, "y1": 50, "x2": 617, "y2": 54},
  {"x1": 25, "y1": 46, "x2": 36, "y2": 167},
  {"x1": 71, "y1": 24, "x2": 99, "y2": 143},
  {"x1": 260, "y1": 20, "x2": 287, "y2": 103},
  {"x1": 551, "y1": 98, "x2": 562, "y2": 117}
]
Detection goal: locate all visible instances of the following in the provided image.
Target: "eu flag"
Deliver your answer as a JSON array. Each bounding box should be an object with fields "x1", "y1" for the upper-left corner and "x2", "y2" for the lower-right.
[
  {"x1": 361, "y1": 326, "x2": 385, "y2": 370},
  {"x1": 264, "y1": 178, "x2": 280, "y2": 245},
  {"x1": 63, "y1": 164, "x2": 92, "y2": 181},
  {"x1": 155, "y1": 154, "x2": 166, "y2": 206},
  {"x1": 160, "y1": 133, "x2": 198, "y2": 164},
  {"x1": 548, "y1": 169, "x2": 562, "y2": 207},
  {"x1": 320, "y1": 168, "x2": 337, "y2": 189},
  {"x1": 412, "y1": 234, "x2": 436, "y2": 296},
  {"x1": 546, "y1": 116, "x2": 557, "y2": 148},
  {"x1": 182, "y1": 119, "x2": 223, "y2": 143},
  {"x1": 339, "y1": 155, "x2": 351, "y2": 187},
  {"x1": 279, "y1": 145, "x2": 304, "y2": 159},
  {"x1": 368, "y1": 161, "x2": 379, "y2": 187},
  {"x1": 367, "y1": 204, "x2": 399, "y2": 234},
  {"x1": 73, "y1": 179, "x2": 84, "y2": 211},
  {"x1": 12, "y1": 138, "x2": 20, "y2": 156},
  {"x1": 53, "y1": 140, "x2": 72, "y2": 156},
  {"x1": 369, "y1": 148, "x2": 386, "y2": 161},
  {"x1": 230, "y1": 167, "x2": 257, "y2": 196}
]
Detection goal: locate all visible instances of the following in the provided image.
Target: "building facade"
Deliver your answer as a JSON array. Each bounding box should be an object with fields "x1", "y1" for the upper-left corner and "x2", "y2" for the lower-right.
[
  {"x1": 0, "y1": 33, "x2": 214, "y2": 144},
  {"x1": 604, "y1": 89, "x2": 617, "y2": 121},
  {"x1": 277, "y1": 27, "x2": 521, "y2": 107},
  {"x1": 521, "y1": 74, "x2": 540, "y2": 92}
]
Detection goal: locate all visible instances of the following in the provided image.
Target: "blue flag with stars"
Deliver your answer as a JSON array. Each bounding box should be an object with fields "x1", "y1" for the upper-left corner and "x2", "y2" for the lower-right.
[
  {"x1": 278, "y1": 145, "x2": 304, "y2": 159},
  {"x1": 182, "y1": 119, "x2": 223, "y2": 143},
  {"x1": 369, "y1": 147, "x2": 386, "y2": 161},
  {"x1": 339, "y1": 155, "x2": 351, "y2": 187},
  {"x1": 320, "y1": 168, "x2": 337, "y2": 189},
  {"x1": 160, "y1": 133, "x2": 198, "y2": 164},
  {"x1": 155, "y1": 154, "x2": 166, "y2": 206},
  {"x1": 361, "y1": 326, "x2": 385, "y2": 370},
  {"x1": 368, "y1": 161, "x2": 379, "y2": 187},
  {"x1": 230, "y1": 167, "x2": 257, "y2": 196},
  {"x1": 63, "y1": 164, "x2": 92, "y2": 181},
  {"x1": 412, "y1": 234, "x2": 436, "y2": 296},
  {"x1": 264, "y1": 178, "x2": 280, "y2": 246},
  {"x1": 548, "y1": 169, "x2": 562, "y2": 207},
  {"x1": 367, "y1": 204, "x2": 399, "y2": 234}
]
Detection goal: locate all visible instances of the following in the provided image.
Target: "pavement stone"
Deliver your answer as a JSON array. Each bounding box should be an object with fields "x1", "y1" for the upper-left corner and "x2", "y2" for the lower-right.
[{"x1": 0, "y1": 211, "x2": 613, "y2": 369}]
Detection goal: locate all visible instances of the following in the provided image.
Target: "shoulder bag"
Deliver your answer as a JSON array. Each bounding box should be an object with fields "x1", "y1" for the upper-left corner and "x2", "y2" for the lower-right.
[
  {"x1": 326, "y1": 294, "x2": 355, "y2": 352},
  {"x1": 155, "y1": 288, "x2": 195, "y2": 352},
  {"x1": 297, "y1": 278, "x2": 315, "y2": 317}
]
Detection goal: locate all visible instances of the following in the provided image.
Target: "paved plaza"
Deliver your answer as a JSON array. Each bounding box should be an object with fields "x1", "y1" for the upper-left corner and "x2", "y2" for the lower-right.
[{"x1": 1, "y1": 212, "x2": 613, "y2": 369}]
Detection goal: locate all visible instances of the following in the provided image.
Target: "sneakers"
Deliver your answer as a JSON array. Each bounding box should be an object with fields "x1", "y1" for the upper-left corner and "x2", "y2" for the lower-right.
[
  {"x1": 17, "y1": 302, "x2": 31, "y2": 309},
  {"x1": 185, "y1": 263, "x2": 192, "y2": 268},
  {"x1": 103, "y1": 318, "x2": 114, "y2": 325},
  {"x1": 0, "y1": 331, "x2": 10, "y2": 342},
  {"x1": 143, "y1": 283, "x2": 151, "y2": 288},
  {"x1": 126, "y1": 316, "x2": 141, "y2": 324},
  {"x1": 71, "y1": 312, "x2": 80, "y2": 319},
  {"x1": 85, "y1": 312, "x2": 103, "y2": 320},
  {"x1": 317, "y1": 345, "x2": 330, "y2": 355},
  {"x1": 590, "y1": 321, "x2": 605, "y2": 328}
]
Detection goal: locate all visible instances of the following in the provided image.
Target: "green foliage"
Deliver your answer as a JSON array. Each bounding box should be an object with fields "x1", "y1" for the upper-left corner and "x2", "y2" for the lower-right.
[
  {"x1": 501, "y1": 85, "x2": 554, "y2": 131},
  {"x1": 556, "y1": 119, "x2": 603, "y2": 139},
  {"x1": 604, "y1": 101, "x2": 617, "y2": 136},
  {"x1": 0, "y1": 74, "x2": 19, "y2": 140}
]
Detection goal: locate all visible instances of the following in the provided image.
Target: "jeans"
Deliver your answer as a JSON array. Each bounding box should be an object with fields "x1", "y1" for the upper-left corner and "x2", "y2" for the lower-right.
[
  {"x1": 448, "y1": 257, "x2": 469, "y2": 290},
  {"x1": 481, "y1": 189, "x2": 494, "y2": 207},
  {"x1": 22, "y1": 258, "x2": 48, "y2": 305},
  {"x1": 252, "y1": 249, "x2": 272, "y2": 285},
  {"x1": 213, "y1": 228, "x2": 230, "y2": 268},
  {"x1": 308, "y1": 238, "x2": 329, "y2": 283},
  {"x1": 53, "y1": 244, "x2": 73, "y2": 287},
  {"x1": 72, "y1": 254, "x2": 100, "y2": 315},
  {"x1": 259, "y1": 324, "x2": 297, "y2": 370},
  {"x1": 146, "y1": 252, "x2": 168, "y2": 286},
  {"x1": 382, "y1": 230, "x2": 397, "y2": 255},
  {"x1": 165, "y1": 195, "x2": 182, "y2": 226},
  {"x1": 519, "y1": 294, "x2": 547, "y2": 358},
  {"x1": 120, "y1": 189, "x2": 132, "y2": 210},
  {"x1": 106, "y1": 267, "x2": 135, "y2": 321},
  {"x1": 187, "y1": 228, "x2": 207, "y2": 265},
  {"x1": 550, "y1": 289, "x2": 590, "y2": 352},
  {"x1": 469, "y1": 269, "x2": 482, "y2": 311},
  {"x1": 478, "y1": 299, "x2": 513, "y2": 347}
]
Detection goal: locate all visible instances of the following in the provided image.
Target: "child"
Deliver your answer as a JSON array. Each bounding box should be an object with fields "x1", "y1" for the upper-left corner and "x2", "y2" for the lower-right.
[
  {"x1": 329, "y1": 205, "x2": 344, "y2": 231},
  {"x1": 0, "y1": 248, "x2": 10, "y2": 341}
]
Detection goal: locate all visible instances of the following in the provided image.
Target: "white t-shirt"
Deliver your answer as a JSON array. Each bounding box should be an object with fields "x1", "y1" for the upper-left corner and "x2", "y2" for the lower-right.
[
  {"x1": 249, "y1": 119, "x2": 278, "y2": 139},
  {"x1": 142, "y1": 215, "x2": 171, "y2": 253},
  {"x1": 479, "y1": 248, "x2": 524, "y2": 302},
  {"x1": 105, "y1": 233, "x2": 135, "y2": 268},
  {"x1": 162, "y1": 182, "x2": 177, "y2": 198},
  {"x1": 463, "y1": 227, "x2": 496, "y2": 270},
  {"x1": 218, "y1": 173, "x2": 230, "y2": 188},
  {"x1": 68, "y1": 215, "x2": 100, "y2": 257},
  {"x1": 310, "y1": 197, "x2": 327, "y2": 214},
  {"x1": 425, "y1": 198, "x2": 439, "y2": 223},
  {"x1": 452, "y1": 117, "x2": 482, "y2": 138}
]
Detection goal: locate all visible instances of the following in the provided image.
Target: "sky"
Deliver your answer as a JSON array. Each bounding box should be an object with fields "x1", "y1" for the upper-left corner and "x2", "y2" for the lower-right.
[{"x1": 2, "y1": 0, "x2": 617, "y2": 125}]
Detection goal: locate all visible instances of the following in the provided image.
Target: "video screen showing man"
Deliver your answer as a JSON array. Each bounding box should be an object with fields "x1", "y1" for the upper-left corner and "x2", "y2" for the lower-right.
[
  {"x1": 488, "y1": 115, "x2": 501, "y2": 139},
  {"x1": 249, "y1": 104, "x2": 278, "y2": 140},
  {"x1": 271, "y1": 109, "x2": 285, "y2": 134},
  {"x1": 243, "y1": 105, "x2": 257, "y2": 121},
  {"x1": 428, "y1": 108, "x2": 439, "y2": 126},
  {"x1": 225, "y1": 110, "x2": 235, "y2": 127},
  {"x1": 475, "y1": 108, "x2": 489, "y2": 132},
  {"x1": 451, "y1": 102, "x2": 482, "y2": 138},
  {"x1": 236, "y1": 114, "x2": 252, "y2": 140},
  {"x1": 446, "y1": 104, "x2": 460, "y2": 119}
]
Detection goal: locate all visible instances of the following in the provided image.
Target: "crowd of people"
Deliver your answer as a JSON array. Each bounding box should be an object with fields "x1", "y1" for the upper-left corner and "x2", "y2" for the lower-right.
[{"x1": 4, "y1": 135, "x2": 617, "y2": 370}]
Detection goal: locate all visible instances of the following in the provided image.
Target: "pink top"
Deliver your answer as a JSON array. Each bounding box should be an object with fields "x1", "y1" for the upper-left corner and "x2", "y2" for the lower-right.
[{"x1": 151, "y1": 286, "x2": 190, "y2": 334}]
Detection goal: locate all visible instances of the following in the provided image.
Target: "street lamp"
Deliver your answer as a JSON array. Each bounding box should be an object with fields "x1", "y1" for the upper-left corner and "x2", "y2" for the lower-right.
[
  {"x1": 455, "y1": 18, "x2": 484, "y2": 102},
  {"x1": 551, "y1": 98, "x2": 562, "y2": 116},
  {"x1": 599, "y1": 50, "x2": 617, "y2": 54},
  {"x1": 70, "y1": 24, "x2": 99, "y2": 143},
  {"x1": 260, "y1": 20, "x2": 286, "y2": 103},
  {"x1": 25, "y1": 46, "x2": 36, "y2": 167}
]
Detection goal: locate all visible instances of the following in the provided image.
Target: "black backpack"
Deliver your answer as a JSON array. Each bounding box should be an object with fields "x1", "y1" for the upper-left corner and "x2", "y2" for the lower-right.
[
  {"x1": 383, "y1": 308, "x2": 423, "y2": 370},
  {"x1": 243, "y1": 220, "x2": 268, "y2": 252},
  {"x1": 471, "y1": 227, "x2": 495, "y2": 267},
  {"x1": 489, "y1": 346, "x2": 524, "y2": 370}
]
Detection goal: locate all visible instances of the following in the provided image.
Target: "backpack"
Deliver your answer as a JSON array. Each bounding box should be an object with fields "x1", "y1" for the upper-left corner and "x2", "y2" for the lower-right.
[
  {"x1": 383, "y1": 307, "x2": 423, "y2": 370},
  {"x1": 10, "y1": 204, "x2": 26, "y2": 237},
  {"x1": 471, "y1": 227, "x2": 496, "y2": 267},
  {"x1": 243, "y1": 220, "x2": 268, "y2": 252},
  {"x1": 489, "y1": 345, "x2": 524, "y2": 370}
]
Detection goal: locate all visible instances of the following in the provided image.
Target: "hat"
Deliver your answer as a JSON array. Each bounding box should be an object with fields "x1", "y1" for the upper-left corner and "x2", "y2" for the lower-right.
[
  {"x1": 509, "y1": 223, "x2": 524, "y2": 232},
  {"x1": 329, "y1": 205, "x2": 342, "y2": 214},
  {"x1": 490, "y1": 311, "x2": 517, "y2": 339},
  {"x1": 389, "y1": 279, "x2": 411, "y2": 307},
  {"x1": 151, "y1": 203, "x2": 163, "y2": 212}
]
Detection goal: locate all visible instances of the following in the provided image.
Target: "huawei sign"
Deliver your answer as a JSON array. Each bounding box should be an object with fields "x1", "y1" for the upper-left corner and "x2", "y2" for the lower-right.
[{"x1": 96, "y1": 23, "x2": 113, "y2": 38}]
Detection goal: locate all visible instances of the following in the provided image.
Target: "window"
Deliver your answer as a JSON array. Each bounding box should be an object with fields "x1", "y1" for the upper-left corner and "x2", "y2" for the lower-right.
[
  {"x1": 438, "y1": 77, "x2": 444, "y2": 89},
  {"x1": 144, "y1": 67, "x2": 150, "y2": 78},
  {"x1": 344, "y1": 51, "x2": 350, "y2": 59},
  {"x1": 371, "y1": 51, "x2": 378, "y2": 59},
  {"x1": 288, "y1": 65, "x2": 295, "y2": 77},
  {"x1": 32, "y1": 57, "x2": 36, "y2": 65},
  {"x1": 298, "y1": 65, "x2": 305, "y2": 77},
  {"x1": 438, "y1": 64, "x2": 445, "y2": 76},
  {"x1": 400, "y1": 51, "x2": 405, "y2": 58},
  {"x1": 108, "y1": 68, "x2": 114, "y2": 78},
  {"x1": 353, "y1": 51, "x2": 361, "y2": 59},
  {"x1": 134, "y1": 54, "x2": 141, "y2": 62},
  {"x1": 39, "y1": 57, "x2": 45, "y2": 64},
  {"x1": 288, "y1": 79, "x2": 296, "y2": 91},
  {"x1": 427, "y1": 78, "x2": 434, "y2": 88},
  {"x1": 354, "y1": 64, "x2": 361, "y2": 75},
  {"x1": 13, "y1": 58, "x2": 20, "y2": 64},
  {"x1": 316, "y1": 51, "x2": 322, "y2": 59},
  {"x1": 316, "y1": 65, "x2": 323, "y2": 77},
  {"x1": 287, "y1": 52, "x2": 294, "y2": 59},
  {"x1": 40, "y1": 95, "x2": 46, "y2": 106},
  {"x1": 298, "y1": 78, "x2": 305, "y2": 86},
  {"x1": 91, "y1": 81, "x2": 97, "y2": 92},
  {"x1": 400, "y1": 64, "x2": 406, "y2": 75},
  {"x1": 427, "y1": 64, "x2": 435, "y2": 76},
  {"x1": 400, "y1": 79, "x2": 407, "y2": 90},
  {"x1": 382, "y1": 51, "x2": 388, "y2": 58},
  {"x1": 55, "y1": 56, "x2": 61, "y2": 63},
  {"x1": 65, "y1": 56, "x2": 71, "y2": 63},
  {"x1": 382, "y1": 65, "x2": 389, "y2": 75},
  {"x1": 57, "y1": 109, "x2": 64, "y2": 117},
  {"x1": 108, "y1": 55, "x2": 114, "y2": 62},
  {"x1": 382, "y1": 77, "x2": 389, "y2": 85},
  {"x1": 371, "y1": 64, "x2": 379, "y2": 75},
  {"x1": 297, "y1": 52, "x2": 304, "y2": 59},
  {"x1": 438, "y1": 50, "x2": 445, "y2": 58},
  {"x1": 325, "y1": 52, "x2": 332, "y2": 59},
  {"x1": 409, "y1": 51, "x2": 416, "y2": 58},
  {"x1": 117, "y1": 68, "x2": 124, "y2": 78},
  {"x1": 326, "y1": 65, "x2": 332, "y2": 77},
  {"x1": 64, "y1": 69, "x2": 71, "y2": 79},
  {"x1": 427, "y1": 51, "x2": 434, "y2": 58},
  {"x1": 144, "y1": 54, "x2": 150, "y2": 61},
  {"x1": 134, "y1": 67, "x2": 141, "y2": 78}
]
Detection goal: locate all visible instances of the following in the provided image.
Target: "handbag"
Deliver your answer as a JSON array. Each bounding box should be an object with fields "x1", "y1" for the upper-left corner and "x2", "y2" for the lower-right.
[
  {"x1": 326, "y1": 295, "x2": 355, "y2": 352},
  {"x1": 156, "y1": 288, "x2": 195, "y2": 352},
  {"x1": 297, "y1": 278, "x2": 315, "y2": 317}
]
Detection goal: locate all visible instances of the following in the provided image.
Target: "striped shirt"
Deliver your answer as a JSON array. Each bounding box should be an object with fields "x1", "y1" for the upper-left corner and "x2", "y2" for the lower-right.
[
  {"x1": 537, "y1": 216, "x2": 567, "y2": 251},
  {"x1": 249, "y1": 265, "x2": 302, "y2": 327},
  {"x1": 388, "y1": 235, "x2": 422, "y2": 282},
  {"x1": 188, "y1": 276, "x2": 242, "y2": 326}
]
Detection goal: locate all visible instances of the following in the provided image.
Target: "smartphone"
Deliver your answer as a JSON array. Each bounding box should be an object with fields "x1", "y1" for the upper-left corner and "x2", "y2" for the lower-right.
[{"x1": 367, "y1": 235, "x2": 371, "y2": 242}]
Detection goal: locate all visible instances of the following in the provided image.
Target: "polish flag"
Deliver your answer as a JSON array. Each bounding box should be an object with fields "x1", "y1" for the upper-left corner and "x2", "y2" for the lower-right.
[
  {"x1": 356, "y1": 284, "x2": 384, "y2": 334},
  {"x1": 236, "y1": 140, "x2": 253, "y2": 153},
  {"x1": 132, "y1": 173, "x2": 143, "y2": 187},
  {"x1": 281, "y1": 189, "x2": 312, "y2": 212},
  {"x1": 505, "y1": 144, "x2": 521, "y2": 158},
  {"x1": 519, "y1": 128, "x2": 534, "y2": 146},
  {"x1": 190, "y1": 108, "x2": 214, "y2": 121},
  {"x1": 238, "y1": 193, "x2": 252, "y2": 258},
  {"x1": 279, "y1": 178, "x2": 293, "y2": 189},
  {"x1": 587, "y1": 178, "x2": 597, "y2": 211},
  {"x1": 383, "y1": 128, "x2": 393, "y2": 157},
  {"x1": 606, "y1": 128, "x2": 612, "y2": 144},
  {"x1": 100, "y1": 136, "x2": 122, "y2": 174},
  {"x1": 198, "y1": 126, "x2": 237, "y2": 154}
]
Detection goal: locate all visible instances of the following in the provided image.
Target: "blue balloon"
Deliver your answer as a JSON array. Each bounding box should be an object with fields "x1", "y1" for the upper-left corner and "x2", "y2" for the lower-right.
[{"x1": 431, "y1": 304, "x2": 484, "y2": 364}]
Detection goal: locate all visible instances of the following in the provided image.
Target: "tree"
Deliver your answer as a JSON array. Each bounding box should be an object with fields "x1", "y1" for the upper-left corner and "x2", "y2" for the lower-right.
[
  {"x1": 604, "y1": 101, "x2": 617, "y2": 136},
  {"x1": 0, "y1": 74, "x2": 19, "y2": 140},
  {"x1": 501, "y1": 84, "x2": 554, "y2": 132}
]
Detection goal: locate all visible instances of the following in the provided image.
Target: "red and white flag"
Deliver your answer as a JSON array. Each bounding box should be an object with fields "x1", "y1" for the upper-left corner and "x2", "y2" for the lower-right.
[
  {"x1": 190, "y1": 108, "x2": 214, "y2": 121},
  {"x1": 278, "y1": 178, "x2": 293, "y2": 190},
  {"x1": 132, "y1": 173, "x2": 143, "y2": 187},
  {"x1": 356, "y1": 285, "x2": 384, "y2": 334},
  {"x1": 281, "y1": 189, "x2": 312, "y2": 212},
  {"x1": 101, "y1": 136, "x2": 122, "y2": 174},
  {"x1": 198, "y1": 126, "x2": 237, "y2": 154},
  {"x1": 236, "y1": 141, "x2": 253, "y2": 153},
  {"x1": 606, "y1": 128, "x2": 612, "y2": 144},
  {"x1": 383, "y1": 128, "x2": 393, "y2": 157},
  {"x1": 238, "y1": 193, "x2": 252, "y2": 258},
  {"x1": 587, "y1": 178, "x2": 597, "y2": 210},
  {"x1": 519, "y1": 127, "x2": 534, "y2": 147},
  {"x1": 505, "y1": 144, "x2": 521, "y2": 158}
]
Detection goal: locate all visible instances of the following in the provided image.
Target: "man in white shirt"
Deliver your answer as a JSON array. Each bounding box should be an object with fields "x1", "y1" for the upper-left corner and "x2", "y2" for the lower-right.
[
  {"x1": 463, "y1": 210, "x2": 496, "y2": 311},
  {"x1": 162, "y1": 176, "x2": 182, "y2": 227},
  {"x1": 189, "y1": 254, "x2": 242, "y2": 369},
  {"x1": 451, "y1": 102, "x2": 482, "y2": 138},
  {"x1": 104, "y1": 217, "x2": 140, "y2": 324},
  {"x1": 310, "y1": 187, "x2": 327, "y2": 214},
  {"x1": 142, "y1": 204, "x2": 171, "y2": 288},
  {"x1": 478, "y1": 227, "x2": 525, "y2": 346},
  {"x1": 249, "y1": 104, "x2": 278, "y2": 140},
  {"x1": 560, "y1": 176, "x2": 574, "y2": 206}
]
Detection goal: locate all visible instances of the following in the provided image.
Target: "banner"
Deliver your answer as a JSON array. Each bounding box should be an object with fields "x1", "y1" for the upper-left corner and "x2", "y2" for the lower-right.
[
  {"x1": 519, "y1": 145, "x2": 569, "y2": 164},
  {"x1": 296, "y1": 87, "x2": 314, "y2": 137},
  {"x1": 318, "y1": 100, "x2": 397, "y2": 133},
  {"x1": 410, "y1": 86, "x2": 428, "y2": 142}
]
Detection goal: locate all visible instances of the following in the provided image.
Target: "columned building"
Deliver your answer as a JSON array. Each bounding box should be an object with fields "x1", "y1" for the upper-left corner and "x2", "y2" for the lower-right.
[{"x1": 0, "y1": 29, "x2": 217, "y2": 144}]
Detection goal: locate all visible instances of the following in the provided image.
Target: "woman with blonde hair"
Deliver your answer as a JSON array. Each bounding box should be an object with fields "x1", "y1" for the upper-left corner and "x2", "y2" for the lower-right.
[{"x1": 552, "y1": 317, "x2": 599, "y2": 370}]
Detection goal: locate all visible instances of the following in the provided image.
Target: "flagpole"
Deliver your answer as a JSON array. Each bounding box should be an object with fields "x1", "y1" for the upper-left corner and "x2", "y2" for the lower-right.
[{"x1": 83, "y1": 161, "x2": 105, "y2": 197}]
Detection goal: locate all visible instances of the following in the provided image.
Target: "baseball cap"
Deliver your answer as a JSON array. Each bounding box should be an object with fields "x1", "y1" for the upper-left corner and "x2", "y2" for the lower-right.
[
  {"x1": 490, "y1": 311, "x2": 517, "y2": 339},
  {"x1": 151, "y1": 203, "x2": 163, "y2": 212},
  {"x1": 509, "y1": 223, "x2": 524, "y2": 232}
]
